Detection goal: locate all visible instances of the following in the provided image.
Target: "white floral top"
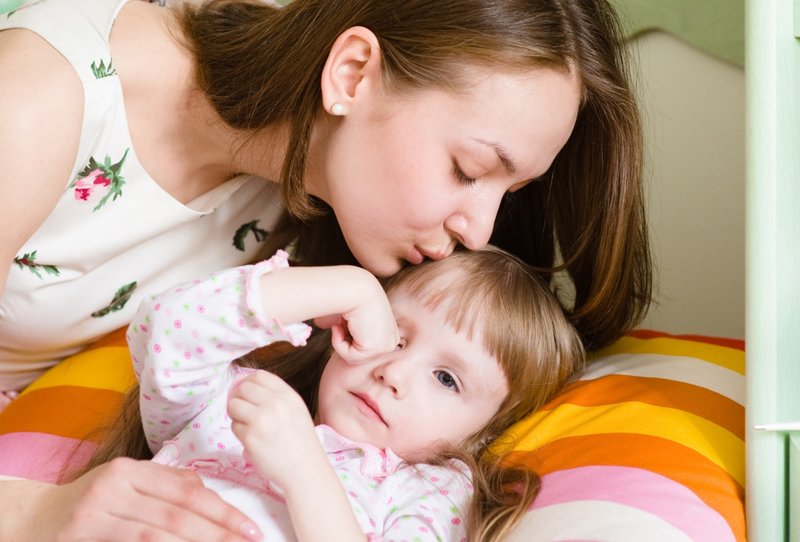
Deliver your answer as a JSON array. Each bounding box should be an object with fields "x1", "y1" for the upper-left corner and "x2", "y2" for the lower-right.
[
  {"x1": 129, "y1": 251, "x2": 472, "y2": 542},
  {"x1": 0, "y1": 0, "x2": 283, "y2": 391}
]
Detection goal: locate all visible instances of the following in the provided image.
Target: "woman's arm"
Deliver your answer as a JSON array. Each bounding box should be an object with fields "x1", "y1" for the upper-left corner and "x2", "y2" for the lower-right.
[
  {"x1": 0, "y1": 460, "x2": 263, "y2": 541},
  {"x1": 0, "y1": 29, "x2": 84, "y2": 298}
]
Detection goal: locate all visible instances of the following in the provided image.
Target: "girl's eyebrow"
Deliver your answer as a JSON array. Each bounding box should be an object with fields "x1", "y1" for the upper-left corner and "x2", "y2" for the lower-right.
[{"x1": 471, "y1": 138, "x2": 518, "y2": 174}]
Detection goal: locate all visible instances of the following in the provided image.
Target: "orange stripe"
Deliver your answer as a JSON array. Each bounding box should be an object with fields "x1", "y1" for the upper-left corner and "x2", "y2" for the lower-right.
[
  {"x1": 0, "y1": 386, "x2": 123, "y2": 442},
  {"x1": 503, "y1": 433, "x2": 745, "y2": 542},
  {"x1": 539, "y1": 374, "x2": 744, "y2": 439},
  {"x1": 627, "y1": 329, "x2": 745, "y2": 350}
]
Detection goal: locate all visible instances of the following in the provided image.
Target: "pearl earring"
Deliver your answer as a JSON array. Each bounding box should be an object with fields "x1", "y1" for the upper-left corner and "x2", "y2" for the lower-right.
[{"x1": 330, "y1": 103, "x2": 346, "y2": 116}]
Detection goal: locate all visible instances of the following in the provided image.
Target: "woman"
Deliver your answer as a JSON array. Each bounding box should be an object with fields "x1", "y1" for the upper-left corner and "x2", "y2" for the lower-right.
[{"x1": 0, "y1": 0, "x2": 649, "y2": 539}]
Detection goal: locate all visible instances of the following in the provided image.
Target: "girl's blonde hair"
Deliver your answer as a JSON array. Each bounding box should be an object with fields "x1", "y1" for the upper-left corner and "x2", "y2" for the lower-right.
[
  {"x1": 72, "y1": 247, "x2": 584, "y2": 541},
  {"x1": 175, "y1": 0, "x2": 651, "y2": 351}
]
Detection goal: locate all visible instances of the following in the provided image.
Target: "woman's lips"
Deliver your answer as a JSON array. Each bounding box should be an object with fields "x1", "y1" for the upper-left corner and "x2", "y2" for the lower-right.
[
  {"x1": 407, "y1": 247, "x2": 424, "y2": 265},
  {"x1": 351, "y1": 392, "x2": 387, "y2": 426}
]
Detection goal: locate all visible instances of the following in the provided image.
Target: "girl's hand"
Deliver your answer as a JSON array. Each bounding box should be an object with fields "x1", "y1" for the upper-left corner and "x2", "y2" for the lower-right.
[
  {"x1": 310, "y1": 266, "x2": 399, "y2": 363},
  {"x1": 228, "y1": 371, "x2": 321, "y2": 489},
  {"x1": 260, "y1": 265, "x2": 399, "y2": 363},
  {"x1": 17, "y1": 459, "x2": 262, "y2": 541}
]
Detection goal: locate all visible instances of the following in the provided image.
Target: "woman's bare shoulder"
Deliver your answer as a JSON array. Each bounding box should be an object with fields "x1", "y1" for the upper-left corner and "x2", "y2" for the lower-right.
[{"x1": 0, "y1": 28, "x2": 83, "y2": 266}]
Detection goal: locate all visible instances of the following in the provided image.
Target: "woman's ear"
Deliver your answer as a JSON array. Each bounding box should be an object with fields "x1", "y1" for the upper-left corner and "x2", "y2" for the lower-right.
[{"x1": 320, "y1": 26, "x2": 382, "y2": 116}]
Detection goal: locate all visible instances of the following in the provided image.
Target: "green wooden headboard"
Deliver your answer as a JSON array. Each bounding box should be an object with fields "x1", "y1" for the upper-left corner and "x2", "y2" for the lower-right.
[
  {"x1": 610, "y1": 0, "x2": 744, "y2": 67},
  {"x1": 746, "y1": 1, "x2": 800, "y2": 541}
]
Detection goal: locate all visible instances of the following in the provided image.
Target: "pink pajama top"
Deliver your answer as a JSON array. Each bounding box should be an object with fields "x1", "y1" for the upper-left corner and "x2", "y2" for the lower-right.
[{"x1": 128, "y1": 251, "x2": 472, "y2": 541}]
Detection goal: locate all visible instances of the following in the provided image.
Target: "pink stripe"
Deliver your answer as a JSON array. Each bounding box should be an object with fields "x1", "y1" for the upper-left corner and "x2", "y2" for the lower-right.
[
  {"x1": 0, "y1": 432, "x2": 97, "y2": 483},
  {"x1": 535, "y1": 466, "x2": 733, "y2": 541}
]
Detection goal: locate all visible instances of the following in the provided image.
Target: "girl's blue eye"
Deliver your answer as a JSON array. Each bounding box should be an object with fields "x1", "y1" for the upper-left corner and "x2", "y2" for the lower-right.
[
  {"x1": 452, "y1": 161, "x2": 477, "y2": 186},
  {"x1": 435, "y1": 370, "x2": 459, "y2": 392}
]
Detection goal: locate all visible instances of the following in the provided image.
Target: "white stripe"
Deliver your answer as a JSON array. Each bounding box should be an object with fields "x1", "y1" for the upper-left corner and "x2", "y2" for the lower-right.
[
  {"x1": 580, "y1": 353, "x2": 744, "y2": 405},
  {"x1": 504, "y1": 500, "x2": 696, "y2": 542}
]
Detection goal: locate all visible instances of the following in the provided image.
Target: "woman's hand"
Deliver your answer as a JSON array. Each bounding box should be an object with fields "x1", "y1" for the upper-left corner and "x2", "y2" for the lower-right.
[
  {"x1": 6, "y1": 459, "x2": 263, "y2": 541},
  {"x1": 228, "y1": 370, "x2": 321, "y2": 490}
]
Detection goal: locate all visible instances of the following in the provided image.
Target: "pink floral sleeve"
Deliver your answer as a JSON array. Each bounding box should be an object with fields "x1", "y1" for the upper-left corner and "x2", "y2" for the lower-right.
[{"x1": 128, "y1": 250, "x2": 312, "y2": 452}]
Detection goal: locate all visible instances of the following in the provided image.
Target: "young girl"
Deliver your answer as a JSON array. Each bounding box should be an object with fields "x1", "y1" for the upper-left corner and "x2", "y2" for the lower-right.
[{"x1": 82, "y1": 247, "x2": 585, "y2": 541}]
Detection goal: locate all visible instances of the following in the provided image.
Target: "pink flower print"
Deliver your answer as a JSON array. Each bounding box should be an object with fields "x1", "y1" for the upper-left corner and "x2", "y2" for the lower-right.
[
  {"x1": 183, "y1": 351, "x2": 192, "y2": 360},
  {"x1": 192, "y1": 422, "x2": 201, "y2": 429},
  {"x1": 217, "y1": 442, "x2": 226, "y2": 450},
  {"x1": 188, "y1": 442, "x2": 197, "y2": 452},
  {"x1": 73, "y1": 169, "x2": 111, "y2": 202},
  {"x1": 196, "y1": 346, "x2": 205, "y2": 354},
  {"x1": 197, "y1": 305, "x2": 206, "y2": 313},
  {"x1": 153, "y1": 344, "x2": 162, "y2": 353},
  {"x1": 174, "y1": 319, "x2": 182, "y2": 329},
  {"x1": 71, "y1": 149, "x2": 128, "y2": 211},
  {"x1": 439, "y1": 489, "x2": 449, "y2": 496},
  {"x1": 154, "y1": 303, "x2": 161, "y2": 311},
  {"x1": 451, "y1": 518, "x2": 462, "y2": 526},
  {"x1": 430, "y1": 476, "x2": 439, "y2": 483}
]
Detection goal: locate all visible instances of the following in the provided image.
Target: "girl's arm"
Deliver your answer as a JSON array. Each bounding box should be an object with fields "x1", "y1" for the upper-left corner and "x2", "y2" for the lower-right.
[
  {"x1": 132, "y1": 250, "x2": 398, "y2": 450},
  {"x1": 131, "y1": 251, "x2": 313, "y2": 449},
  {"x1": 228, "y1": 371, "x2": 367, "y2": 541}
]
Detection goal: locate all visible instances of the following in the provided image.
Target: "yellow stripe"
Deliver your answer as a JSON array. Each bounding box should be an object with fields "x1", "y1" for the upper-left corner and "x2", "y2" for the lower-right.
[
  {"x1": 594, "y1": 337, "x2": 745, "y2": 374},
  {"x1": 20, "y1": 347, "x2": 136, "y2": 395},
  {"x1": 498, "y1": 402, "x2": 745, "y2": 485}
]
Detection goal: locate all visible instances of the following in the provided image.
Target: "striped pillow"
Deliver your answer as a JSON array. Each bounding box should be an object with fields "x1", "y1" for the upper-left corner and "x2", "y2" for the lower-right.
[
  {"x1": 497, "y1": 330, "x2": 745, "y2": 541},
  {"x1": 0, "y1": 330, "x2": 745, "y2": 541},
  {"x1": 0, "y1": 328, "x2": 132, "y2": 482}
]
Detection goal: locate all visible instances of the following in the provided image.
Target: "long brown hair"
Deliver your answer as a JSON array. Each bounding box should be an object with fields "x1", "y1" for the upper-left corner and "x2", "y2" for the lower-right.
[
  {"x1": 174, "y1": 0, "x2": 651, "y2": 351},
  {"x1": 74, "y1": 248, "x2": 584, "y2": 541}
]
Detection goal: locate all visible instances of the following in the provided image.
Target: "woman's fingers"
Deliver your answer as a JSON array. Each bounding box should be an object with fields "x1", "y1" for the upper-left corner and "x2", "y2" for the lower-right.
[{"x1": 70, "y1": 458, "x2": 263, "y2": 541}]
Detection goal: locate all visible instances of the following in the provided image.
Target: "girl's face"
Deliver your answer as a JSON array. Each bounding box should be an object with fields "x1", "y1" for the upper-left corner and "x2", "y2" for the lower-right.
[
  {"x1": 307, "y1": 66, "x2": 581, "y2": 277},
  {"x1": 315, "y1": 283, "x2": 509, "y2": 461}
]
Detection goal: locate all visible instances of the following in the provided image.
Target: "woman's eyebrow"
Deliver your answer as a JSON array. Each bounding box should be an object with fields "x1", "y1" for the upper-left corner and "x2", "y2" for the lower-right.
[{"x1": 472, "y1": 138, "x2": 518, "y2": 174}]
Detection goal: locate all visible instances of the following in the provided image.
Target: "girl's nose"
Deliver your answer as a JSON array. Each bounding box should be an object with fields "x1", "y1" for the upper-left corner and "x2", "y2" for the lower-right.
[{"x1": 372, "y1": 359, "x2": 408, "y2": 398}]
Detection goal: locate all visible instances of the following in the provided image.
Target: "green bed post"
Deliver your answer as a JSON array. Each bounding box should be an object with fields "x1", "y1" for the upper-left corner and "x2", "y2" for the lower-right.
[{"x1": 746, "y1": 1, "x2": 800, "y2": 541}]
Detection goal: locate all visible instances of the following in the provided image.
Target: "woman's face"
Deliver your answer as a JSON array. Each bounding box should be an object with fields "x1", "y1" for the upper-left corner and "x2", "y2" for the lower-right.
[{"x1": 307, "y1": 66, "x2": 581, "y2": 277}]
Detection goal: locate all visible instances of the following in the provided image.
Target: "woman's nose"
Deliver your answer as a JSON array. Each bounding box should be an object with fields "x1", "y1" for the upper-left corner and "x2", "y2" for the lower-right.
[{"x1": 444, "y1": 192, "x2": 503, "y2": 250}]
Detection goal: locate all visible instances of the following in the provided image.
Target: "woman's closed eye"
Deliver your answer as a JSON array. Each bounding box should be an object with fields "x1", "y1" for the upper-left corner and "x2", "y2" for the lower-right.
[
  {"x1": 451, "y1": 160, "x2": 477, "y2": 186},
  {"x1": 435, "y1": 370, "x2": 460, "y2": 393}
]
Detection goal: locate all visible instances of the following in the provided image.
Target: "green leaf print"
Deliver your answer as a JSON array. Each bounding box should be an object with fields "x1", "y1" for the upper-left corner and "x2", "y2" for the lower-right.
[
  {"x1": 232, "y1": 220, "x2": 270, "y2": 251},
  {"x1": 90, "y1": 58, "x2": 117, "y2": 79},
  {"x1": 13, "y1": 250, "x2": 60, "y2": 279},
  {"x1": 91, "y1": 281, "x2": 138, "y2": 318},
  {"x1": 3, "y1": 0, "x2": 42, "y2": 18},
  {"x1": 70, "y1": 149, "x2": 129, "y2": 211}
]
